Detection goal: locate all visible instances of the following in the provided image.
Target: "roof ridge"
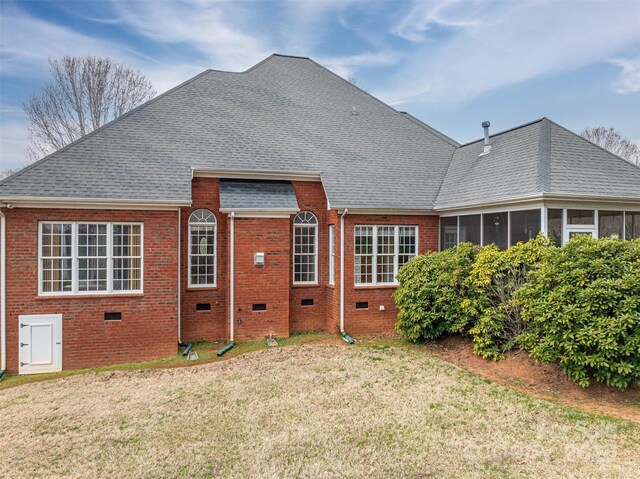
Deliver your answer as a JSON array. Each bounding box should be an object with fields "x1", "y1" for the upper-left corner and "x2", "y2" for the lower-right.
[
  {"x1": 457, "y1": 117, "x2": 546, "y2": 148},
  {"x1": 537, "y1": 118, "x2": 551, "y2": 192},
  {"x1": 546, "y1": 118, "x2": 640, "y2": 172},
  {"x1": 301, "y1": 56, "x2": 459, "y2": 158},
  {"x1": 0, "y1": 68, "x2": 213, "y2": 189},
  {"x1": 399, "y1": 112, "x2": 460, "y2": 147}
]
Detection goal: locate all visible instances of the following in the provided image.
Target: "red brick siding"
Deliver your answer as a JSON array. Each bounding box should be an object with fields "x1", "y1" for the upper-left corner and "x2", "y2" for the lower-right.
[
  {"x1": 289, "y1": 182, "x2": 328, "y2": 333},
  {"x1": 233, "y1": 217, "x2": 291, "y2": 340},
  {"x1": 2, "y1": 208, "x2": 178, "y2": 373},
  {"x1": 341, "y1": 214, "x2": 438, "y2": 335},
  {"x1": 180, "y1": 178, "x2": 228, "y2": 342}
]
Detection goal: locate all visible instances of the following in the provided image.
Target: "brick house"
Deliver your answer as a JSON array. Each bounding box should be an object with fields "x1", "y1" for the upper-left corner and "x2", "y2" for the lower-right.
[{"x1": 1, "y1": 54, "x2": 639, "y2": 375}]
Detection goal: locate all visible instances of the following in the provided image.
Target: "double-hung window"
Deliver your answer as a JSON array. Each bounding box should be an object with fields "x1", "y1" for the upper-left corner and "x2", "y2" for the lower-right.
[
  {"x1": 354, "y1": 225, "x2": 417, "y2": 285},
  {"x1": 293, "y1": 211, "x2": 318, "y2": 284},
  {"x1": 39, "y1": 222, "x2": 143, "y2": 295},
  {"x1": 188, "y1": 209, "x2": 217, "y2": 287},
  {"x1": 328, "y1": 225, "x2": 335, "y2": 285}
]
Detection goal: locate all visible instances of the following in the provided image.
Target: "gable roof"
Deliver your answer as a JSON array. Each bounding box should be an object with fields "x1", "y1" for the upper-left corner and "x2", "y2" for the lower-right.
[
  {"x1": 0, "y1": 54, "x2": 456, "y2": 210},
  {"x1": 1, "y1": 55, "x2": 638, "y2": 211},
  {"x1": 434, "y1": 118, "x2": 640, "y2": 209}
]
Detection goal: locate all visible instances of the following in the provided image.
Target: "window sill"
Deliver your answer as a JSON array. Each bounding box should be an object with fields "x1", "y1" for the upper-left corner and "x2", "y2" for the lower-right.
[
  {"x1": 187, "y1": 286, "x2": 218, "y2": 291},
  {"x1": 353, "y1": 284, "x2": 398, "y2": 290},
  {"x1": 37, "y1": 293, "x2": 144, "y2": 300},
  {"x1": 292, "y1": 283, "x2": 320, "y2": 288}
]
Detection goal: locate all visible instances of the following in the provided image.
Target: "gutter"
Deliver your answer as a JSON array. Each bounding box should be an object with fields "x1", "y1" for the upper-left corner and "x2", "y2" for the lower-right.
[
  {"x1": 340, "y1": 209, "x2": 354, "y2": 344},
  {"x1": 218, "y1": 211, "x2": 236, "y2": 356},
  {"x1": 0, "y1": 208, "x2": 6, "y2": 377},
  {"x1": 177, "y1": 207, "x2": 182, "y2": 344}
]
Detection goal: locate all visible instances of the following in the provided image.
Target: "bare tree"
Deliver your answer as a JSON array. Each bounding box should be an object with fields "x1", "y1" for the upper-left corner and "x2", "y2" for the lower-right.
[
  {"x1": 24, "y1": 56, "x2": 156, "y2": 161},
  {"x1": 346, "y1": 74, "x2": 368, "y2": 93},
  {"x1": 0, "y1": 169, "x2": 16, "y2": 181},
  {"x1": 581, "y1": 127, "x2": 640, "y2": 166}
]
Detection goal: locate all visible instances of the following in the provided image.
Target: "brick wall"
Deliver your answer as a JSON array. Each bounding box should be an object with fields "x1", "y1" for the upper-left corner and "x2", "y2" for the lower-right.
[
  {"x1": 180, "y1": 178, "x2": 228, "y2": 342},
  {"x1": 233, "y1": 217, "x2": 291, "y2": 340},
  {"x1": 2, "y1": 207, "x2": 178, "y2": 373},
  {"x1": 341, "y1": 214, "x2": 439, "y2": 335},
  {"x1": 289, "y1": 181, "x2": 328, "y2": 333}
]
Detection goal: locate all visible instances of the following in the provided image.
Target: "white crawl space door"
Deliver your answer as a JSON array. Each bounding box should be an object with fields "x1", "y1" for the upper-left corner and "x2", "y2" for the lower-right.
[{"x1": 18, "y1": 314, "x2": 62, "y2": 374}]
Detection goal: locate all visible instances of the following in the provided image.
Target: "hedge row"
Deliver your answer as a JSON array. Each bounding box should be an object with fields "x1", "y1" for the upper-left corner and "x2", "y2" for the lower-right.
[{"x1": 394, "y1": 235, "x2": 640, "y2": 389}]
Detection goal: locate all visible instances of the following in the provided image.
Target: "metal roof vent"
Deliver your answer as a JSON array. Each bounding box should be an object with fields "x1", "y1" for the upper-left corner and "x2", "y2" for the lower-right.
[
  {"x1": 352, "y1": 106, "x2": 359, "y2": 116},
  {"x1": 480, "y1": 121, "x2": 491, "y2": 156}
]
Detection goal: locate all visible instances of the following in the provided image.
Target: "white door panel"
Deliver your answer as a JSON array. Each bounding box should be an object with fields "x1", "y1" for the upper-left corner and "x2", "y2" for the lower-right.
[{"x1": 19, "y1": 314, "x2": 62, "y2": 374}]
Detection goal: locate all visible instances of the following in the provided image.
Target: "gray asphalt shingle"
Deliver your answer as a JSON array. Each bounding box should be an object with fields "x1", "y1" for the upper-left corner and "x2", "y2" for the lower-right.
[
  {"x1": 219, "y1": 180, "x2": 298, "y2": 210},
  {"x1": 1, "y1": 56, "x2": 638, "y2": 210}
]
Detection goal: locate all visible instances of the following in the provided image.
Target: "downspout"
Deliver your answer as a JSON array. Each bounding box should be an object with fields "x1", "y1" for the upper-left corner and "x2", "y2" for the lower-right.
[
  {"x1": 0, "y1": 208, "x2": 6, "y2": 378},
  {"x1": 217, "y1": 211, "x2": 235, "y2": 356},
  {"x1": 176, "y1": 208, "x2": 192, "y2": 356},
  {"x1": 340, "y1": 209, "x2": 354, "y2": 344}
]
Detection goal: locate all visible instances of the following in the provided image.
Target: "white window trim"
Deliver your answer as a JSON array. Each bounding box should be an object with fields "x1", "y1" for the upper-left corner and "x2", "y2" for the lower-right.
[
  {"x1": 293, "y1": 214, "x2": 319, "y2": 285},
  {"x1": 354, "y1": 225, "x2": 418, "y2": 287},
  {"x1": 328, "y1": 225, "x2": 335, "y2": 285},
  {"x1": 187, "y1": 211, "x2": 217, "y2": 288},
  {"x1": 38, "y1": 221, "x2": 144, "y2": 297}
]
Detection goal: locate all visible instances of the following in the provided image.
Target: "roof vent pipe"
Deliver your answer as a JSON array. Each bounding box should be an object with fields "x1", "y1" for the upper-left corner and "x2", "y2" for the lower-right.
[{"x1": 481, "y1": 121, "x2": 491, "y2": 155}]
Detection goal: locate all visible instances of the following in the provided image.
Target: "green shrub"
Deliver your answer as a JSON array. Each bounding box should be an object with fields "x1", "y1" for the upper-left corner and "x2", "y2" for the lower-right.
[
  {"x1": 466, "y1": 235, "x2": 550, "y2": 360},
  {"x1": 517, "y1": 236, "x2": 640, "y2": 389},
  {"x1": 395, "y1": 243, "x2": 479, "y2": 342}
]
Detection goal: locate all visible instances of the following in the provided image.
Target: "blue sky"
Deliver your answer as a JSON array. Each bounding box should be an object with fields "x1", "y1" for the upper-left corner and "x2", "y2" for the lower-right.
[{"x1": 1, "y1": 0, "x2": 639, "y2": 171}]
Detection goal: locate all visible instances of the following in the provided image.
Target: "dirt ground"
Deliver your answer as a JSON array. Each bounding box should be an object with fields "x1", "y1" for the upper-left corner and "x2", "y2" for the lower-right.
[{"x1": 423, "y1": 335, "x2": 640, "y2": 423}]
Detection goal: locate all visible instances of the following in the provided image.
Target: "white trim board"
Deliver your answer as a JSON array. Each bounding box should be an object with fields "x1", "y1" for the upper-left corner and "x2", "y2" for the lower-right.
[{"x1": 194, "y1": 168, "x2": 321, "y2": 182}]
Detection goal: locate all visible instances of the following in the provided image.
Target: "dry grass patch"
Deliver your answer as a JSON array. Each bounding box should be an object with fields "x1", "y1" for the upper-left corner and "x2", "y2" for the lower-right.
[{"x1": 1, "y1": 344, "x2": 639, "y2": 478}]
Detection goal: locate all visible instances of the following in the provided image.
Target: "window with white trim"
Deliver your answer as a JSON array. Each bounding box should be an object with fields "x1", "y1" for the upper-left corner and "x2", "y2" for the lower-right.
[
  {"x1": 189, "y1": 209, "x2": 216, "y2": 287},
  {"x1": 39, "y1": 222, "x2": 143, "y2": 296},
  {"x1": 354, "y1": 225, "x2": 418, "y2": 285},
  {"x1": 293, "y1": 211, "x2": 318, "y2": 284},
  {"x1": 328, "y1": 225, "x2": 335, "y2": 285}
]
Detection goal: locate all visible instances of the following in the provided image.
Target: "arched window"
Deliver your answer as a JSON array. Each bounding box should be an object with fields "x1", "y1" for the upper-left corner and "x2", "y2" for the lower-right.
[
  {"x1": 293, "y1": 211, "x2": 318, "y2": 284},
  {"x1": 189, "y1": 209, "x2": 216, "y2": 287}
]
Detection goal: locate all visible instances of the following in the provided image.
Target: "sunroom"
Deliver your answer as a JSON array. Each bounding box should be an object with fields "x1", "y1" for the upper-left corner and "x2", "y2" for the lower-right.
[{"x1": 439, "y1": 205, "x2": 640, "y2": 250}]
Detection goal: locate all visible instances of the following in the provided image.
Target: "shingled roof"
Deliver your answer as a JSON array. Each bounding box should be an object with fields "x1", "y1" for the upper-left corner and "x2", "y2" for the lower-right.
[
  {"x1": 435, "y1": 118, "x2": 640, "y2": 209},
  {"x1": 1, "y1": 54, "x2": 639, "y2": 210}
]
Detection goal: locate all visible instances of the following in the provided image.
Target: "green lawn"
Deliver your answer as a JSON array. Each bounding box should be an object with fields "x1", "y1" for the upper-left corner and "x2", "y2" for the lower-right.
[{"x1": 1, "y1": 339, "x2": 639, "y2": 478}]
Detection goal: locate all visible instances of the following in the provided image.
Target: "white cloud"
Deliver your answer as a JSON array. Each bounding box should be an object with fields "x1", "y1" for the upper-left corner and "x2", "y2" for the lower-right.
[
  {"x1": 611, "y1": 57, "x2": 640, "y2": 94},
  {"x1": 393, "y1": 0, "x2": 481, "y2": 42},
  {"x1": 110, "y1": 0, "x2": 273, "y2": 72},
  {"x1": 317, "y1": 51, "x2": 400, "y2": 78},
  {"x1": 0, "y1": 7, "x2": 149, "y2": 78},
  {"x1": 381, "y1": 0, "x2": 640, "y2": 105}
]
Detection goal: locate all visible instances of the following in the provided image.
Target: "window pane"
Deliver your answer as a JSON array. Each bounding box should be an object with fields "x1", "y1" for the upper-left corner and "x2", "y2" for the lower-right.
[
  {"x1": 567, "y1": 209, "x2": 594, "y2": 225},
  {"x1": 547, "y1": 209, "x2": 563, "y2": 246},
  {"x1": 510, "y1": 209, "x2": 541, "y2": 246},
  {"x1": 77, "y1": 223, "x2": 108, "y2": 291},
  {"x1": 113, "y1": 224, "x2": 143, "y2": 291},
  {"x1": 189, "y1": 223, "x2": 215, "y2": 286},
  {"x1": 626, "y1": 212, "x2": 640, "y2": 240},
  {"x1": 398, "y1": 226, "x2": 417, "y2": 268},
  {"x1": 459, "y1": 215, "x2": 481, "y2": 245},
  {"x1": 599, "y1": 211, "x2": 623, "y2": 239},
  {"x1": 376, "y1": 226, "x2": 395, "y2": 283},
  {"x1": 40, "y1": 223, "x2": 73, "y2": 293},
  {"x1": 440, "y1": 217, "x2": 457, "y2": 250},
  {"x1": 483, "y1": 212, "x2": 508, "y2": 250},
  {"x1": 293, "y1": 215, "x2": 317, "y2": 283},
  {"x1": 354, "y1": 226, "x2": 373, "y2": 284}
]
